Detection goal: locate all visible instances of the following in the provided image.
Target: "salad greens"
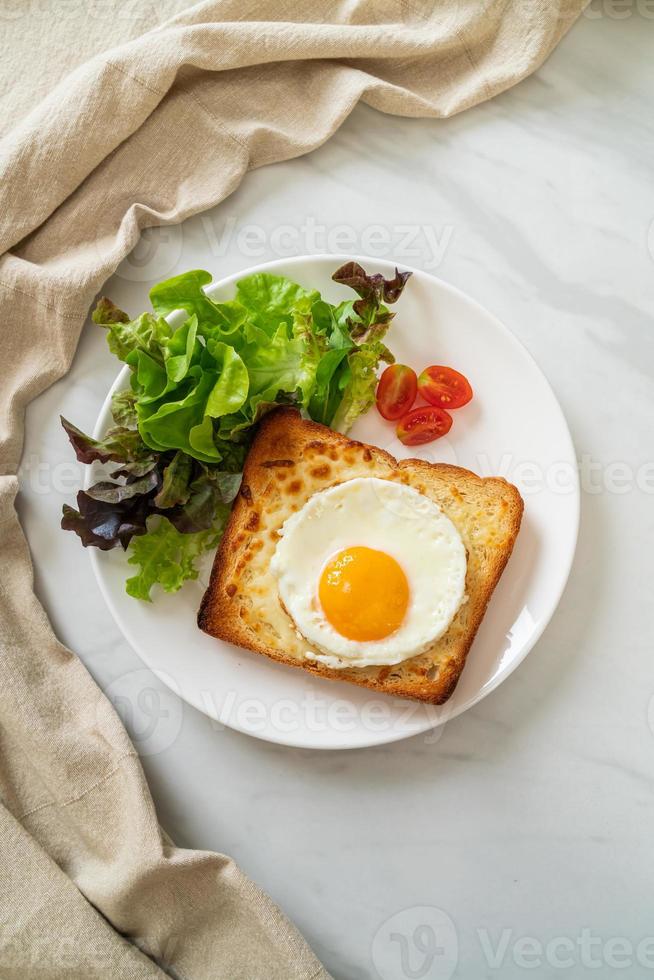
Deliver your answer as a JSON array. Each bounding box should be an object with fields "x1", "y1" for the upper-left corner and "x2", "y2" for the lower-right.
[{"x1": 61, "y1": 262, "x2": 411, "y2": 599}]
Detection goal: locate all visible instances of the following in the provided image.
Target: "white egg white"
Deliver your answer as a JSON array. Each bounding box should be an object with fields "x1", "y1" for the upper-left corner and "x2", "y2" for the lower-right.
[{"x1": 269, "y1": 477, "x2": 467, "y2": 669}]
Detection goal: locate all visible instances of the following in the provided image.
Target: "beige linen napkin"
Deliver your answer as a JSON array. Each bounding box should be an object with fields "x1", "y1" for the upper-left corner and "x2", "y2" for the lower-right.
[{"x1": 0, "y1": 2, "x2": 587, "y2": 976}]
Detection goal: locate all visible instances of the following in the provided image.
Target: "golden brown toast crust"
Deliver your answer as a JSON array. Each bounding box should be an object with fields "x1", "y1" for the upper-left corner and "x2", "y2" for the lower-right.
[{"x1": 198, "y1": 408, "x2": 523, "y2": 704}]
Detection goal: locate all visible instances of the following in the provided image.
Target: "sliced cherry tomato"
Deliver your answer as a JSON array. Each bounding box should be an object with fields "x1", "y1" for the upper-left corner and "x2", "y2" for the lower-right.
[
  {"x1": 376, "y1": 364, "x2": 418, "y2": 420},
  {"x1": 418, "y1": 365, "x2": 473, "y2": 409},
  {"x1": 396, "y1": 405, "x2": 452, "y2": 446}
]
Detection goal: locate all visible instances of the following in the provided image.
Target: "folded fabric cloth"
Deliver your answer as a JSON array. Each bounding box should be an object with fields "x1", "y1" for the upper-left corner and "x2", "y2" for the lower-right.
[{"x1": 0, "y1": 1, "x2": 587, "y2": 976}]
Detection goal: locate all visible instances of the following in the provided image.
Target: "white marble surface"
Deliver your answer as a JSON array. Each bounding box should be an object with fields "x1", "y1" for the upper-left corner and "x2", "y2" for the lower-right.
[{"x1": 18, "y1": 12, "x2": 654, "y2": 980}]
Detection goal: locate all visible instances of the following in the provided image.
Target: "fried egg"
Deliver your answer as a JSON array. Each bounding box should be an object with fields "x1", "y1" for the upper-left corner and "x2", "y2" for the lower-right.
[{"x1": 269, "y1": 477, "x2": 467, "y2": 669}]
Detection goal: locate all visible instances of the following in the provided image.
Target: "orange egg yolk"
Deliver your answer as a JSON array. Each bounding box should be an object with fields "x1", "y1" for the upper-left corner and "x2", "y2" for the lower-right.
[{"x1": 318, "y1": 546, "x2": 410, "y2": 642}]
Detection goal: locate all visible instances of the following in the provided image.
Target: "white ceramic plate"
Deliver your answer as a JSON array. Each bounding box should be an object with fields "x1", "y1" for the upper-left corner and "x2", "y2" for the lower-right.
[{"x1": 88, "y1": 255, "x2": 579, "y2": 750}]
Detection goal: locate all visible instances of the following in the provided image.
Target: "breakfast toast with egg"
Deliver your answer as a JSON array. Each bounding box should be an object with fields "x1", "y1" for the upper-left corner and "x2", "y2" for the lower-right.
[{"x1": 198, "y1": 408, "x2": 523, "y2": 704}]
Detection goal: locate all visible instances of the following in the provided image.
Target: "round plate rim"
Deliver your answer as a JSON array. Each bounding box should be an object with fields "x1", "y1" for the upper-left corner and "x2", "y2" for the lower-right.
[{"x1": 87, "y1": 254, "x2": 580, "y2": 750}]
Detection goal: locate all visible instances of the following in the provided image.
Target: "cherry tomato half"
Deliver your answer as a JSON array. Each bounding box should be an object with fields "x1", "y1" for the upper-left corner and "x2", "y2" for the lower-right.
[
  {"x1": 376, "y1": 364, "x2": 418, "y2": 420},
  {"x1": 396, "y1": 405, "x2": 452, "y2": 446},
  {"x1": 418, "y1": 365, "x2": 473, "y2": 409}
]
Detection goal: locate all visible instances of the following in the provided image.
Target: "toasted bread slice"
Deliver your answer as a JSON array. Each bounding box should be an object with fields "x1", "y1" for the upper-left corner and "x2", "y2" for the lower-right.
[{"x1": 198, "y1": 408, "x2": 523, "y2": 704}]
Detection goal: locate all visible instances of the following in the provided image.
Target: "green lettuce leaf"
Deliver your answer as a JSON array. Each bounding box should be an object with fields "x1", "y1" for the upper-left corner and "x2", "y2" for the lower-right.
[
  {"x1": 154, "y1": 451, "x2": 193, "y2": 509},
  {"x1": 91, "y1": 265, "x2": 409, "y2": 464},
  {"x1": 150, "y1": 269, "x2": 221, "y2": 323},
  {"x1": 308, "y1": 347, "x2": 351, "y2": 426},
  {"x1": 164, "y1": 314, "x2": 199, "y2": 384},
  {"x1": 110, "y1": 389, "x2": 139, "y2": 428},
  {"x1": 102, "y1": 312, "x2": 171, "y2": 363},
  {"x1": 204, "y1": 341, "x2": 249, "y2": 416},
  {"x1": 136, "y1": 370, "x2": 221, "y2": 461},
  {"x1": 328, "y1": 262, "x2": 410, "y2": 431},
  {"x1": 235, "y1": 272, "x2": 319, "y2": 335},
  {"x1": 92, "y1": 297, "x2": 130, "y2": 325},
  {"x1": 331, "y1": 340, "x2": 395, "y2": 433},
  {"x1": 240, "y1": 323, "x2": 311, "y2": 409},
  {"x1": 65, "y1": 262, "x2": 410, "y2": 600},
  {"x1": 125, "y1": 516, "x2": 223, "y2": 601}
]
